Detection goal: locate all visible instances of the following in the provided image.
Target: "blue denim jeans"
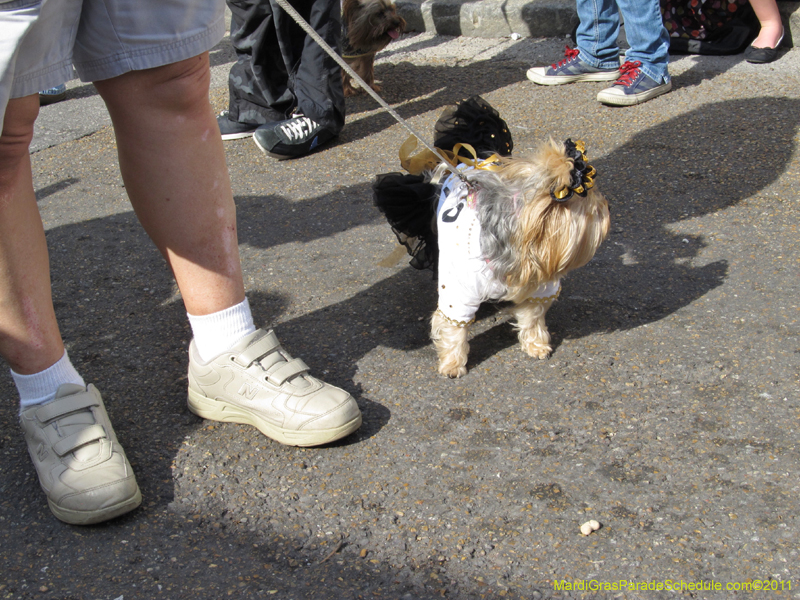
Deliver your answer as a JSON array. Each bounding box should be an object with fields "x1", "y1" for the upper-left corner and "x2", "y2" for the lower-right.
[{"x1": 576, "y1": 0, "x2": 670, "y2": 84}]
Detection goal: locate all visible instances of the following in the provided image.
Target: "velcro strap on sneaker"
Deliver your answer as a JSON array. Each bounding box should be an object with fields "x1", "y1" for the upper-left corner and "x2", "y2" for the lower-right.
[
  {"x1": 235, "y1": 330, "x2": 282, "y2": 366},
  {"x1": 36, "y1": 393, "x2": 99, "y2": 423},
  {"x1": 52, "y1": 424, "x2": 107, "y2": 456},
  {"x1": 267, "y1": 358, "x2": 310, "y2": 385}
]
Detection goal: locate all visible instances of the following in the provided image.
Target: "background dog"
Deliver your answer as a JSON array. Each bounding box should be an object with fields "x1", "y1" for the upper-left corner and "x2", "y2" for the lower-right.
[{"x1": 341, "y1": 0, "x2": 405, "y2": 97}]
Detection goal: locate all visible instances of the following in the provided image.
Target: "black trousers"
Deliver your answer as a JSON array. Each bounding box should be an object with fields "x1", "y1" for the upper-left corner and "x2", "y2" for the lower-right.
[{"x1": 226, "y1": 0, "x2": 345, "y2": 134}]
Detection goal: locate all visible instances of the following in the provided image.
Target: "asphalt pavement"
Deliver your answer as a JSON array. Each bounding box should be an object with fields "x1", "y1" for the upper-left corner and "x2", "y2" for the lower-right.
[{"x1": 2, "y1": 16, "x2": 800, "y2": 600}]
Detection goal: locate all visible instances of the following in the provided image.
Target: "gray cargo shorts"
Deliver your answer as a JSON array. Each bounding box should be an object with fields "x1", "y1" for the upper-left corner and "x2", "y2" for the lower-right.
[{"x1": 0, "y1": 0, "x2": 225, "y2": 123}]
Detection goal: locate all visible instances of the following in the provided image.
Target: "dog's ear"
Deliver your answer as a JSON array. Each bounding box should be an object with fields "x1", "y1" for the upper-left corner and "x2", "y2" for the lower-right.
[
  {"x1": 504, "y1": 140, "x2": 599, "y2": 293},
  {"x1": 538, "y1": 138, "x2": 577, "y2": 201},
  {"x1": 510, "y1": 197, "x2": 570, "y2": 291}
]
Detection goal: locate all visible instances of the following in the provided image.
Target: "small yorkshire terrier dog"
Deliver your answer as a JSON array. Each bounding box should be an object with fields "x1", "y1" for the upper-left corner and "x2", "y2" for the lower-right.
[
  {"x1": 373, "y1": 97, "x2": 610, "y2": 377},
  {"x1": 341, "y1": 0, "x2": 406, "y2": 97}
]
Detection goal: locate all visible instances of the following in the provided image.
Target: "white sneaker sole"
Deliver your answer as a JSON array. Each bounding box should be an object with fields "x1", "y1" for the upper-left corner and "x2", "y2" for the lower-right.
[
  {"x1": 597, "y1": 80, "x2": 673, "y2": 106},
  {"x1": 187, "y1": 388, "x2": 362, "y2": 447},
  {"x1": 527, "y1": 67, "x2": 620, "y2": 85},
  {"x1": 49, "y1": 485, "x2": 142, "y2": 525},
  {"x1": 221, "y1": 131, "x2": 255, "y2": 141}
]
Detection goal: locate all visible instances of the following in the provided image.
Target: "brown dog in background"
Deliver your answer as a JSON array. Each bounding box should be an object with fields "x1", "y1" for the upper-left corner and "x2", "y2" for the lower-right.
[{"x1": 341, "y1": 0, "x2": 405, "y2": 97}]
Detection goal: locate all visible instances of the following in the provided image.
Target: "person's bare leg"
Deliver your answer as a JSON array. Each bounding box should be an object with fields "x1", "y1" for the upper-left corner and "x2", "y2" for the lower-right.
[
  {"x1": 93, "y1": 53, "x2": 245, "y2": 316},
  {"x1": 1, "y1": 96, "x2": 141, "y2": 526},
  {"x1": 749, "y1": 0, "x2": 783, "y2": 48},
  {"x1": 95, "y1": 54, "x2": 362, "y2": 447},
  {"x1": 0, "y1": 95, "x2": 65, "y2": 375}
]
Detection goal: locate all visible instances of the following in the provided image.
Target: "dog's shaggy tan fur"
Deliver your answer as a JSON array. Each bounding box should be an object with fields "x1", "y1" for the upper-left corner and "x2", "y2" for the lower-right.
[{"x1": 431, "y1": 140, "x2": 610, "y2": 378}]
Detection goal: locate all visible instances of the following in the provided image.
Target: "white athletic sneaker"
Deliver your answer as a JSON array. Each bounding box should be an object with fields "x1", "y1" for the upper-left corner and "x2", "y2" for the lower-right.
[
  {"x1": 187, "y1": 329, "x2": 362, "y2": 446},
  {"x1": 19, "y1": 384, "x2": 141, "y2": 525}
]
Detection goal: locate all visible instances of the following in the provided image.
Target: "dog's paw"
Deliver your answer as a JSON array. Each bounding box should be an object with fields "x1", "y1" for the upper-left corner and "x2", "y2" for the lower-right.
[
  {"x1": 343, "y1": 86, "x2": 361, "y2": 97},
  {"x1": 438, "y1": 361, "x2": 467, "y2": 378},
  {"x1": 522, "y1": 341, "x2": 552, "y2": 359}
]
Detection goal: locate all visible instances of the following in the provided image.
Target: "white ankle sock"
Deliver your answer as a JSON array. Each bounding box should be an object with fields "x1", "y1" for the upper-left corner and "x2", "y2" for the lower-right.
[
  {"x1": 187, "y1": 297, "x2": 257, "y2": 363},
  {"x1": 13, "y1": 351, "x2": 86, "y2": 411}
]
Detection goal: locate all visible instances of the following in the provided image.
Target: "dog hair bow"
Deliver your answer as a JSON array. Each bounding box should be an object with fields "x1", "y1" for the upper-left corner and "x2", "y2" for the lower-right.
[{"x1": 551, "y1": 139, "x2": 597, "y2": 202}]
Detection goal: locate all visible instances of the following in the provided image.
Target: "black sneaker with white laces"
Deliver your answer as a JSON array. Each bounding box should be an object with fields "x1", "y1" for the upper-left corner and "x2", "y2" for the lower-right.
[
  {"x1": 252, "y1": 113, "x2": 336, "y2": 160},
  {"x1": 217, "y1": 111, "x2": 258, "y2": 140}
]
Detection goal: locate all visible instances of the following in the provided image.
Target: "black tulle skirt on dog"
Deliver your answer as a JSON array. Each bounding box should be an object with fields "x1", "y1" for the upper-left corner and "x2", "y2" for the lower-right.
[
  {"x1": 372, "y1": 172, "x2": 439, "y2": 270},
  {"x1": 372, "y1": 95, "x2": 514, "y2": 271}
]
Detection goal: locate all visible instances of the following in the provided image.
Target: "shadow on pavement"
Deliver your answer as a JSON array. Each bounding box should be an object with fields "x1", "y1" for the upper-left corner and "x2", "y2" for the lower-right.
[
  {"x1": 558, "y1": 96, "x2": 800, "y2": 338},
  {"x1": 256, "y1": 96, "x2": 800, "y2": 370}
]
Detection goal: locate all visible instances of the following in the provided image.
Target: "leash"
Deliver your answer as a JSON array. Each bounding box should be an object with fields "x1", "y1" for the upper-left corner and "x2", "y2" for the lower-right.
[{"x1": 271, "y1": 0, "x2": 470, "y2": 185}]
